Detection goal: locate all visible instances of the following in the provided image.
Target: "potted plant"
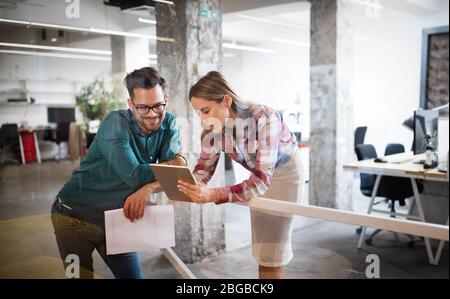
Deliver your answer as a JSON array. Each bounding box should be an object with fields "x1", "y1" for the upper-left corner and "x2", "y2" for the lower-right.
[
  {"x1": 76, "y1": 72, "x2": 125, "y2": 123},
  {"x1": 76, "y1": 72, "x2": 125, "y2": 147}
]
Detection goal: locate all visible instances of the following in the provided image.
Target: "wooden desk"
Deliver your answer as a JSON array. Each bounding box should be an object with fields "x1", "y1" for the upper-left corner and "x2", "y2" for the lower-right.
[
  {"x1": 343, "y1": 152, "x2": 448, "y2": 265},
  {"x1": 343, "y1": 153, "x2": 447, "y2": 182}
]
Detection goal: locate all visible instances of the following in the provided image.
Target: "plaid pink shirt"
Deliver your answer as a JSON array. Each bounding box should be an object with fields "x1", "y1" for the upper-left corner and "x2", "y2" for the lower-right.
[{"x1": 193, "y1": 104, "x2": 299, "y2": 204}]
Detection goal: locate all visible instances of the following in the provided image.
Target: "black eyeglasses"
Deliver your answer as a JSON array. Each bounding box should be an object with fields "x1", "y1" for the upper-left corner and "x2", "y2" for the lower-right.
[{"x1": 133, "y1": 101, "x2": 167, "y2": 116}]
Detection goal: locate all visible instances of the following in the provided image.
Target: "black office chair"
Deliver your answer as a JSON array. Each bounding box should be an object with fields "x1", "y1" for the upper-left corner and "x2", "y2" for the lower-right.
[
  {"x1": 385, "y1": 143, "x2": 405, "y2": 156},
  {"x1": 381, "y1": 143, "x2": 422, "y2": 206},
  {"x1": 42, "y1": 128, "x2": 55, "y2": 142},
  {"x1": 56, "y1": 123, "x2": 70, "y2": 144},
  {"x1": 355, "y1": 144, "x2": 422, "y2": 247},
  {"x1": 0, "y1": 124, "x2": 21, "y2": 165},
  {"x1": 354, "y1": 126, "x2": 368, "y2": 149},
  {"x1": 43, "y1": 122, "x2": 70, "y2": 160},
  {"x1": 355, "y1": 144, "x2": 378, "y2": 197}
]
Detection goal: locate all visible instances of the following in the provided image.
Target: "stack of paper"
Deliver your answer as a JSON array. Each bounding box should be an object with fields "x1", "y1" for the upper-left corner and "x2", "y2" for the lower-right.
[{"x1": 105, "y1": 205, "x2": 175, "y2": 255}]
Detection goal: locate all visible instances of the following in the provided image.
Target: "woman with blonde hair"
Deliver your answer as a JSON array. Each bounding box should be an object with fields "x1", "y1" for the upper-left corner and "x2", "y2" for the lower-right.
[{"x1": 177, "y1": 71, "x2": 305, "y2": 279}]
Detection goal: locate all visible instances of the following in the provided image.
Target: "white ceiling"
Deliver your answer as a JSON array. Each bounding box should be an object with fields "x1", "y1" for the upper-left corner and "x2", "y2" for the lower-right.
[
  {"x1": 222, "y1": 1, "x2": 310, "y2": 45},
  {"x1": 221, "y1": 0, "x2": 447, "y2": 46},
  {"x1": 0, "y1": 0, "x2": 447, "y2": 50}
]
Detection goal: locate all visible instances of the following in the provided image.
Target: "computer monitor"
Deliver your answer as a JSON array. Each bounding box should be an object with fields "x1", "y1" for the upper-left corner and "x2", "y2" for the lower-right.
[
  {"x1": 413, "y1": 109, "x2": 439, "y2": 155},
  {"x1": 47, "y1": 107, "x2": 75, "y2": 124}
]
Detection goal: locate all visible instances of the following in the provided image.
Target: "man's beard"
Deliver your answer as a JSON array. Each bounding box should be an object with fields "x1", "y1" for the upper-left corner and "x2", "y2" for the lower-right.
[{"x1": 137, "y1": 113, "x2": 164, "y2": 133}]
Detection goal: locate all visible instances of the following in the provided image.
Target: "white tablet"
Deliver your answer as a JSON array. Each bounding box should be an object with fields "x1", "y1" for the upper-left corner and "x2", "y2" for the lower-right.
[{"x1": 150, "y1": 164, "x2": 197, "y2": 202}]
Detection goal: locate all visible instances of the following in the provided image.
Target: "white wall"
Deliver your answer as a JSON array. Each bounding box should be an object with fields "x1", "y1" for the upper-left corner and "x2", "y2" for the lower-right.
[
  {"x1": 222, "y1": 37, "x2": 310, "y2": 183},
  {"x1": 352, "y1": 1, "x2": 449, "y2": 156},
  {"x1": 125, "y1": 36, "x2": 151, "y2": 73},
  {"x1": 222, "y1": 41, "x2": 310, "y2": 138}
]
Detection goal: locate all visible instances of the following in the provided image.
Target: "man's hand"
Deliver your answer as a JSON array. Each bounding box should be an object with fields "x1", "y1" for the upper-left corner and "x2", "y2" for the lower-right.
[
  {"x1": 123, "y1": 184, "x2": 154, "y2": 222},
  {"x1": 161, "y1": 154, "x2": 188, "y2": 166},
  {"x1": 177, "y1": 180, "x2": 217, "y2": 204}
]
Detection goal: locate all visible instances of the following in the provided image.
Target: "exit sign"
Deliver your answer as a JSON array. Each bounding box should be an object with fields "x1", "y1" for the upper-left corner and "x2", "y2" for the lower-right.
[{"x1": 199, "y1": 8, "x2": 219, "y2": 20}]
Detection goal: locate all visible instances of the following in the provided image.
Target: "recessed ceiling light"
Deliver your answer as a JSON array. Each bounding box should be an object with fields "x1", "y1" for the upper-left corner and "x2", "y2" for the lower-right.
[
  {"x1": 0, "y1": 49, "x2": 112, "y2": 61},
  {"x1": 272, "y1": 37, "x2": 310, "y2": 47},
  {"x1": 223, "y1": 42, "x2": 276, "y2": 54},
  {"x1": 0, "y1": 42, "x2": 112, "y2": 55},
  {"x1": 138, "y1": 17, "x2": 157, "y2": 25},
  {"x1": 348, "y1": 0, "x2": 384, "y2": 10},
  {"x1": 0, "y1": 18, "x2": 174, "y2": 42},
  {"x1": 236, "y1": 14, "x2": 308, "y2": 30},
  {"x1": 153, "y1": 0, "x2": 174, "y2": 5}
]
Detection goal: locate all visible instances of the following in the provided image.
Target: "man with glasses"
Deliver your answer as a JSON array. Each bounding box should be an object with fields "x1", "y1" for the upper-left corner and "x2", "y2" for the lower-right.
[{"x1": 51, "y1": 67, "x2": 186, "y2": 278}]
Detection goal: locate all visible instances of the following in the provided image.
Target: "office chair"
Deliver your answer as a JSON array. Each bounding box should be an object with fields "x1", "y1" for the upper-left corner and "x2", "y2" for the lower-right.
[
  {"x1": 354, "y1": 126, "x2": 367, "y2": 149},
  {"x1": 43, "y1": 123, "x2": 70, "y2": 161},
  {"x1": 354, "y1": 144, "x2": 422, "y2": 247},
  {"x1": 355, "y1": 144, "x2": 377, "y2": 197},
  {"x1": 0, "y1": 124, "x2": 21, "y2": 165},
  {"x1": 385, "y1": 143, "x2": 405, "y2": 156}
]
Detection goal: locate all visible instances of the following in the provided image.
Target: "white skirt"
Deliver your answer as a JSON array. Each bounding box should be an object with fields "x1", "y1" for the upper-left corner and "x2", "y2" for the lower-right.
[{"x1": 251, "y1": 148, "x2": 305, "y2": 267}]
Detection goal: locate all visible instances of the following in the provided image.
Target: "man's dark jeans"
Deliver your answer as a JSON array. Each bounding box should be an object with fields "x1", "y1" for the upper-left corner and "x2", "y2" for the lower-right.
[{"x1": 51, "y1": 197, "x2": 143, "y2": 279}]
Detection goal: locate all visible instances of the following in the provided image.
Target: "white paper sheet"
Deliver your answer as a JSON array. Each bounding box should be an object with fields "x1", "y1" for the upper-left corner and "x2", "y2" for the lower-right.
[{"x1": 105, "y1": 205, "x2": 175, "y2": 255}]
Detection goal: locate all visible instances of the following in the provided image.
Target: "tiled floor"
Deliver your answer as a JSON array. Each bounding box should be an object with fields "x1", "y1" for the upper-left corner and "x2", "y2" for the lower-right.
[{"x1": 0, "y1": 160, "x2": 448, "y2": 279}]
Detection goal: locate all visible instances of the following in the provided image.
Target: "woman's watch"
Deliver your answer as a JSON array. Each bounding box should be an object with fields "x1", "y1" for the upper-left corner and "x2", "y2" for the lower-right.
[{"x1": 149, "y1": 195, "x2": 158, "y2": 205}]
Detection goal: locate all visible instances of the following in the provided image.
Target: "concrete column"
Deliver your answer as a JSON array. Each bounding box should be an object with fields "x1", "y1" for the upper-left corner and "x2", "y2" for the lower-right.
[
  {"x1": 111, "y1": 36, "x2": 126, "y2": 75},
  {"x1": 110, "y1": 35, "x2": 150, "y2": 102},
  {"x1": 309, "y1": 0, "x2": 354, "y2": 209},
  {"x1": 156, "y1": 0, "x2": 226, "y2": 263},
  {"x1": 110, "y1": 36, "x2": 126, "y2": 100}
]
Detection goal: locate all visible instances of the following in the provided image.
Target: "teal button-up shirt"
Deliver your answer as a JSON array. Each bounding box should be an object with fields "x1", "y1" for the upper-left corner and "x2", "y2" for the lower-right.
[{"x1": 58, "y1": 109, "x2": 181, "y2": 206}]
